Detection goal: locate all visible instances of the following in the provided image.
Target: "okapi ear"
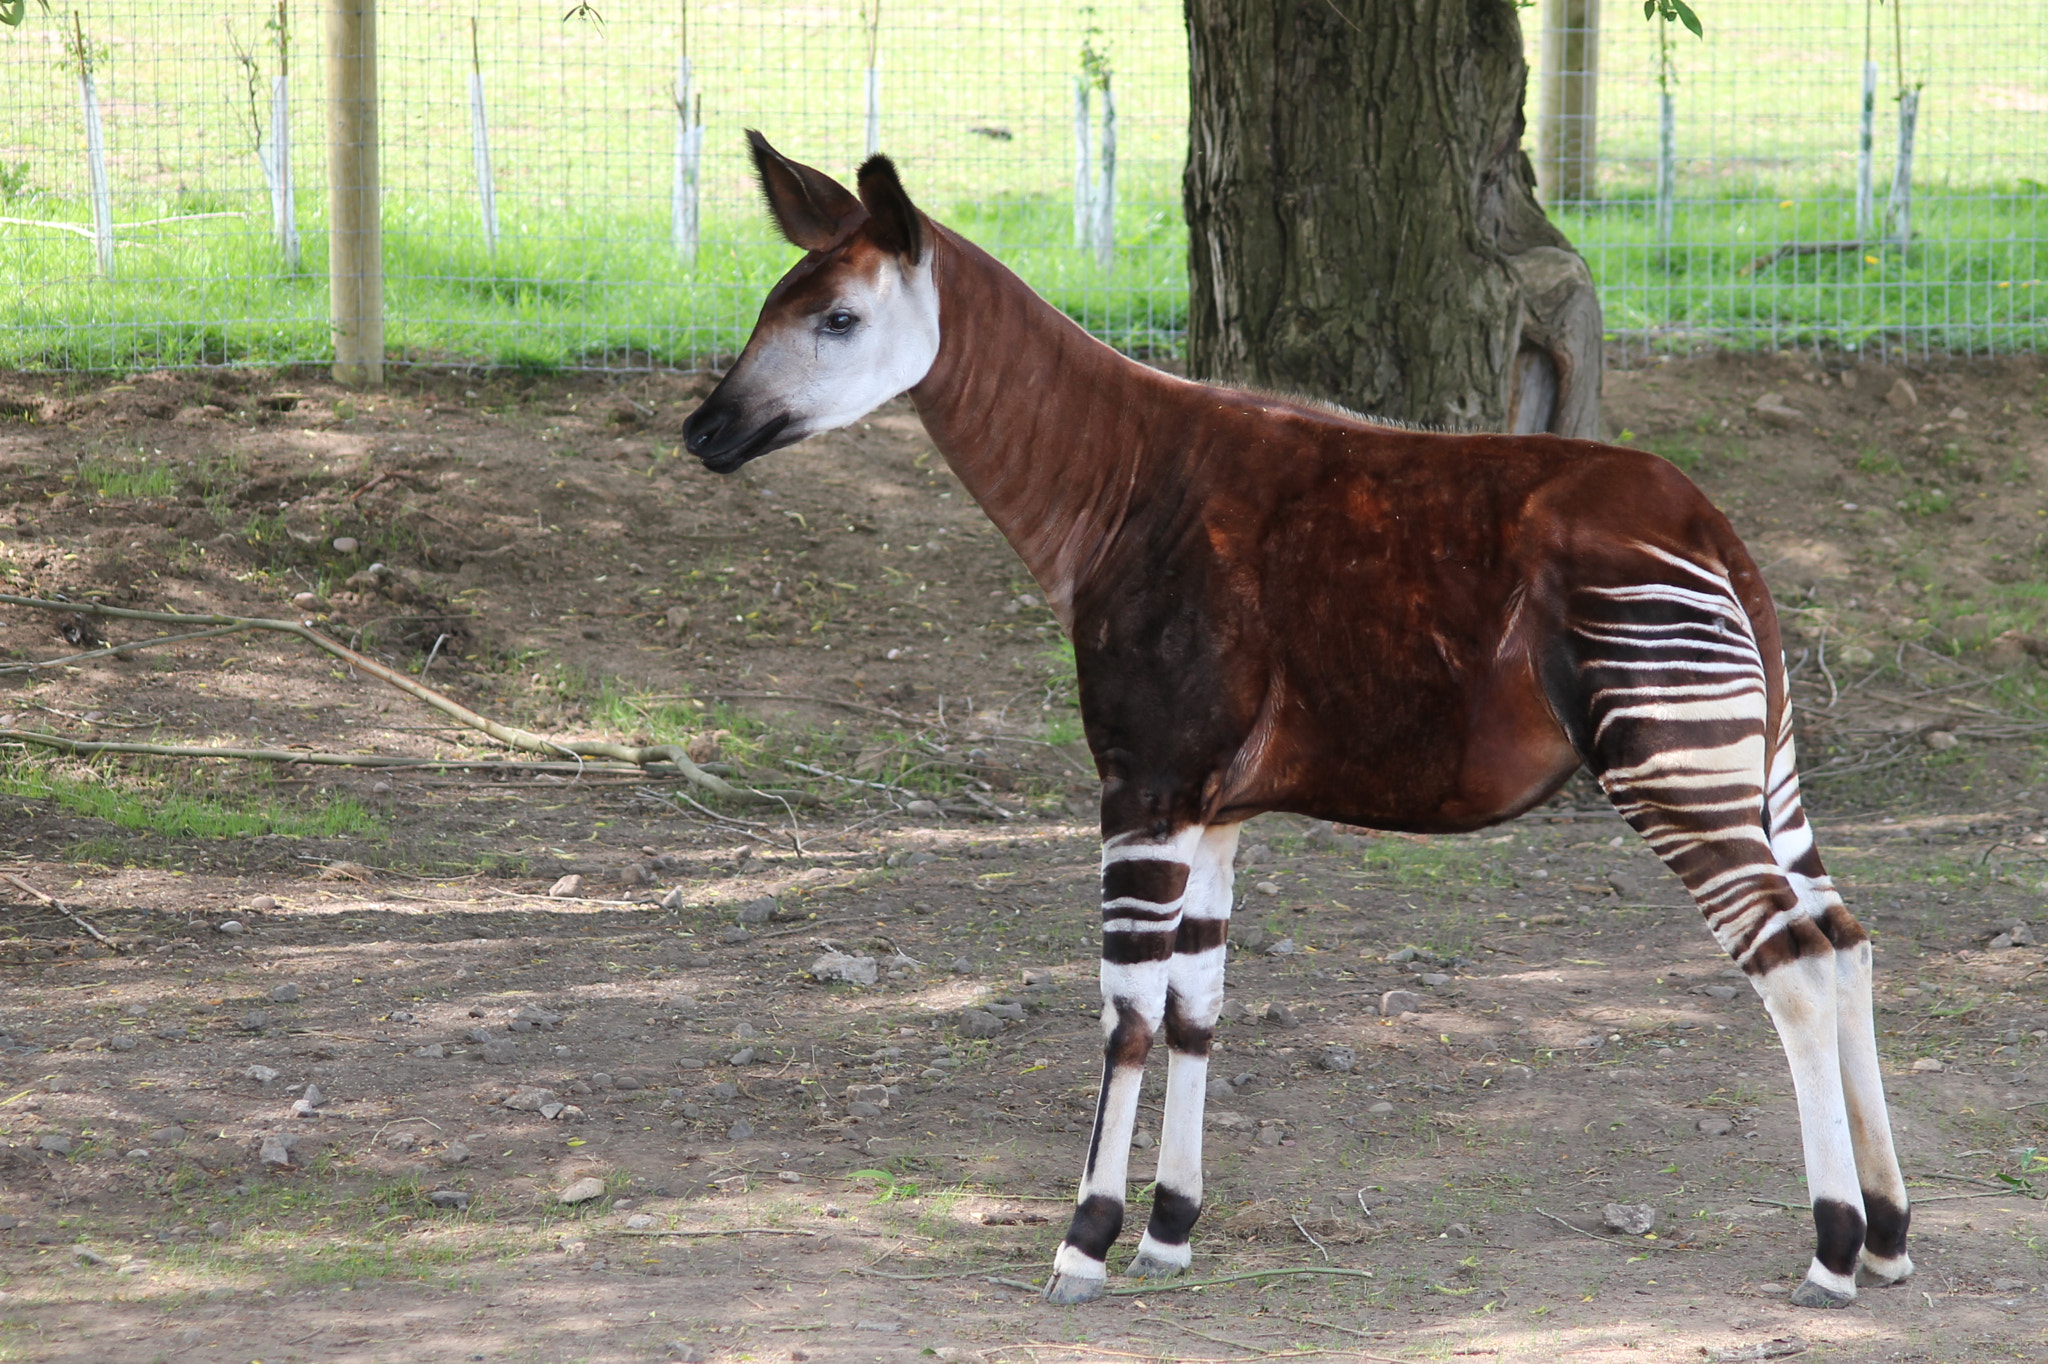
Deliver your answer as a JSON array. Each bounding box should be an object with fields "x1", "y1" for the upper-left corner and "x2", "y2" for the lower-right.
[
  {"x1": 746, "y1": 130, "x2": 864, "y2": 253},
  {"x1": 856, "y1": 154, "x2": 925, "y2": 263}
]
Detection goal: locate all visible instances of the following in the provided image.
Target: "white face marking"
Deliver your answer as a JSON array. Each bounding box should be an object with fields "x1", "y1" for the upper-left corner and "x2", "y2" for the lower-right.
[{"x1": 734, "y1": 251, "x2": 940, "y2": 443}]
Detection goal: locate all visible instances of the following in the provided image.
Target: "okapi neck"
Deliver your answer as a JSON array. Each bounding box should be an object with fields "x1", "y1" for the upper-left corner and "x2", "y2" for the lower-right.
[{"x1": 908, "y1": 226, "x2": 1173, "y2": 631}]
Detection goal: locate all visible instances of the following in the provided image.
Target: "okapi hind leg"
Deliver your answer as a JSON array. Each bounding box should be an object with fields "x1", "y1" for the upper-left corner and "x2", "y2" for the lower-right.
[
  {"x1": 1044, "y1": 825, "x2": 1203, "y2": 1306},
  {"x1": 1128, "y1": 823, "x2": 1240, "y2": 1279}
]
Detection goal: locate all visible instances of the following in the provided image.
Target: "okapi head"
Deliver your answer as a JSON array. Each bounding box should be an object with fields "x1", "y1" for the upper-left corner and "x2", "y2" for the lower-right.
[{"x1": 683, "y1": 132, "x2": 938, "y2": 473}]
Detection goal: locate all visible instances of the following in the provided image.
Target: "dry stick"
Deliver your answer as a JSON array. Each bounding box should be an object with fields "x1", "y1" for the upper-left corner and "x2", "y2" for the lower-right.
[
  {"x1": 0, "y1": 623, "x2": 252, "y2": 674},
  {"x1": 0, "y1": 594, "x2": 768, "y2": 803},
  {"x1": 0, "y1": 873, "x2": 122, "y2": 953},
  {"x1": 611, "y1": 1226, "x2": 817, "y2": 1238},
  {"x1": 0, "y1": 731, "x2": 673, "y2": 777},
  {"x1": 1290, "y1": 1214, "x2": 1332, "y2": 1262},
  {"x1": 1106, "y1": 1265, "x2": 1377, "y2": 1296},
  {"x1": 1531, "y1": 1206, "x2": 1687, "y2": 1251}
]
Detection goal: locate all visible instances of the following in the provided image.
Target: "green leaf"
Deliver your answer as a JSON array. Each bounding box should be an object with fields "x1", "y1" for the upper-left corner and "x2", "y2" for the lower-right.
[
  {"x1": 1, "y1": 0, "x2": 25, "y2": 28},
  {"x1": 1673, "y1": 0, "x2": 1704, "y2": 37}
]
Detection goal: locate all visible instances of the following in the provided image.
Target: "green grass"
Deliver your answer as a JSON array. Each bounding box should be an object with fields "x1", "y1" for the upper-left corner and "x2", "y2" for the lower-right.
[
  {"x1": 0, "y1": 0, "x2": 2042, "y2": 369},
  {"x1": 0, "y1": 755, "x2": 380, "y2": 839},
  {"x1": 75, "y1": 454, "x2": 178, "y2": 498}
]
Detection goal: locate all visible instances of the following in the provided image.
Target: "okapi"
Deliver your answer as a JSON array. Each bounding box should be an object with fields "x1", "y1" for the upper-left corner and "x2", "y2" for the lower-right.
[{"x1": 682, "y1": 134, "x2": 1913, "y2": 1310}]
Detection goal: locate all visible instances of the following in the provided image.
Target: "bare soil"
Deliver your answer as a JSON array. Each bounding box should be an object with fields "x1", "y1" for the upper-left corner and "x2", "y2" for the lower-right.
[{"x1": 0, "y1": 352, "x2": 2043, "y2": 1364}]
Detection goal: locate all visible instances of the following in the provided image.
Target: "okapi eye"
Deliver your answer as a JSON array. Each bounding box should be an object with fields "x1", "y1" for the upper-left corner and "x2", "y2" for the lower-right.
[{"x1": 822, "y1": 309, "x2": 858, "y2": 335}]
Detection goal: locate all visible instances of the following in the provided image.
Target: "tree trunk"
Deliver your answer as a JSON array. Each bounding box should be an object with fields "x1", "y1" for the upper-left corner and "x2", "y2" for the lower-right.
[{"x1": 1184, "y1": 0, "x2": 1601, "y2": 438}]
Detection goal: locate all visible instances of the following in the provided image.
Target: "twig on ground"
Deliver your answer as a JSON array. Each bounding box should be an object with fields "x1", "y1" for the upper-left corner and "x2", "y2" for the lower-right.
[
  {"x1": 1, "y1": 873, "x2": 123, "y2": 953},
  {"x1": 1106, "y1": 1265, "x2": 1377, "y2": 1295},
  {"x1": 0, "y1": 593, "x2": 776, "y2": 803},
  {"x1": 1289, "y1": 1214, "x2": 1331, "y2": 1262},
  {"x1": 1532, "y1": 1205, "x2": 1687, "y2": 1251},
  {"x1": 1747, "y1": 1197, "x2": 1805, "y2": 1210},
  {"x1": 610, "y1": 1220, "x2": 819, "y2": 1228},
  {"x1": 1909, "y1": 1192, "x2": 2020, "y2": 1204},
  {"x1": 0, "y1": 623, "x2": 252, "y2": 674},
  {"x1": 0, "y1": 730, "x2": 682, "y2": 777}
]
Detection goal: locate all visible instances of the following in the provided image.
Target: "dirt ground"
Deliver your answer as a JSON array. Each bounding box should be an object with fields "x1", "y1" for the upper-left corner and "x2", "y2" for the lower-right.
[{"x1": 0, "y1": 350, "x2": 2044, "y2": 1364}]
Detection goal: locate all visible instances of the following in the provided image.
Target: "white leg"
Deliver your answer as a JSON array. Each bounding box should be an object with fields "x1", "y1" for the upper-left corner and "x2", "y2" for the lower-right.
[
  {"x1": 1753, "y1": 949, "x2": 1865, "y2": 1307},
  {"x1": 1834, "y1": 939, "x2": 1913, "y2": 1285},
  {"x1": 1046, "y1": 826, "x2": 1202, "y2": 1305},
  {"x1": 1130, "y1": 823, "x2": 1238, "y2": 1277}
]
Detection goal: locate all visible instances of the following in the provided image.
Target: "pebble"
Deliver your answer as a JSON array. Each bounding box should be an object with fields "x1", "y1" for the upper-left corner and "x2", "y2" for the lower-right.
[
  {"x1": 727, "y1": 1118, "x2": 755, "y2": 1141},
  {"x1": 1206, "y1": 1077, "x2": 1235, "y2": 1099},
  {"x1": 205, "y1": 1221, "x2": 229, "y2": 1239},
  {"x1": 615, "y1": 1075, "x2": 642, "y2": 1091},
  {"x1": 414, "y1": 1044, "x2": 446, "y2": 1060},
  {"x1": 239, "y1": 1011, "x2": 272, "y2": 1032},
  {"x1": 778, "y1": 1170, "x2": 803, "y2": 1184},
  {"x1": 504, "y1": 1087, "x2": 558, "y2": 1112},
  {"x1": 149, "y1": 1126, "x2": 187, "y2": 1145},
  {"x1": 547, "y1": 874, "x2": 583, "y2": 899},
  {"x1": 1255, "y1": 1125, "x2": 1284, "y2": 1147},
  {"x1": 1255, "y1": 881, "x2": 1280, "y2": 895},
  {"x1": 905, "y1": 800, "x2": 940, "y2": 816},
  {"x1": 1131, "y1": 1130, "x2": 1155, "y2": 1150},
  {"x1": 427, "y1": 1190, "x2": 471, "y2": 1210},
  {"x1": 1380, "y1": 989, "x2": 1423, "y2": 1017},
  {"x1": 258, "y1": 1132, "x2": 298, "y2": 1167},
  {"x1": 108, "y1": 1036, "x2": 138, "y2": 1053},
  {"x1": 985, "y1": 1001, "x2": 1025, "y2": 1022},
  {"x1": 949, "y1": 957, "x2": 972, "y2": 974},
  {"x1": 718, "y1": 927, "x2": 753, "y2": 945},
  {"x1": 244, "y1": 1065, "x2": 280, "y2": 1084},
  {"x1": 659, "y1": 886, "x2": 687, "y2": 910},
  {"x1": 1264, "y1": 937, "x2": 1299, "y2": 956},
  {"x1": 666, "y1": 1344, "x2": 706, "y2": 1363},
  {"x1": 728, "y1": 1047, "x2": 757, "y2": 1067},
  {"x1": 1602, "y1": 1202, "x2": 1657, "y2": 1235},
  {"x1": 625, "y1": 1213, "x2": 657, "y2": 1229},
  {"x1": 35, "y1": 1134, "x2": 73, "y2": 1156},
  {"x1": 711, "y1": 1081, "x2": 739, "y2": 1100},
  {"x1": 122, "y1": 1002, "x2": 150, "y2": 1017},
  {"x1": 1696, "y1": 1116, "x2": 1735, "y2": 1137},
  {"x1": 1318, "y1": 1046, "x2": 1356, "y2": 1073},
  {"x1": 440, "y1": 1143, "x2": 471, "y2": 1166},
  {"x1": 1419, "y1": 972, "x2": 1450, "y2": 987},
  {"x1": 332, "y1": 536, "x2": 360, "y2": 554},
  {"x1": 1910, "y1": 1057, "x2": 1944, "y2": 1073},
  {"x1": 738, "y1": 896, "x2": 778, "y2": 924},
  {"x1": 958, "y1": 1009, "x2": 1002, "y2": 1039},
  {"x1": 559, "y1": 1177, "x2": 607, "y2": 1205},
  {"x1": 1368, "y1": 1101, "x2": 1394, "y2": 1115},
  {"x1": 216, "y1": 920, "x2": 246, "y2": 935},
  {"x1": 1264, "y1": 1002, "x2": 1298, "y2": 1028},
  {"x1": 68, "y1": 1036, "x2": 100, "y2": 1052},
  {"x1": 591, "y1": 1073, "x2": 615, "y2": 1090},
  {"x1": 480, "y1": 1040, "x2": 519, "y2": 1064},
  {"x1": 44, "y1": 1076, "x2": 78, "y2": 1093},
  {"x1": 268, "y1": 983, "x2": 300, "y2": 1003},
  {"x1": 1921, "y1": 729, "x2": 1958, "y2": 752}
]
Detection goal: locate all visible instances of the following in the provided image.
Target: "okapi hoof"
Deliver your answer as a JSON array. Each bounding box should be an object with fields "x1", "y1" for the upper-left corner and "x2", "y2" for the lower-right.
[
  {"x1": 1043, "y1": 1270, "x2": 1108, "y2": 1305},
  {"x1": 1857, "y1": 1251, "x2": 1915, "y2": 1287},
  {"x1": 1789, "y1": 1277, "x2": 1856, "y2": 1309},
  {"x1": 1125, "y1": 1249, "x2": 1188, "y2": 1281}
]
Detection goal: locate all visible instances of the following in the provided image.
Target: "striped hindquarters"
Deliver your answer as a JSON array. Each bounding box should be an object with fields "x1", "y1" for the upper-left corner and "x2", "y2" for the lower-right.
[{"x1": 1564, "y1": 553, "x2": 1797, "y2": 963}]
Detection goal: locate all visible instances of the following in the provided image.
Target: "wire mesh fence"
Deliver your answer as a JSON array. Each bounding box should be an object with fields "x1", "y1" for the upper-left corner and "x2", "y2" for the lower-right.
[{"x1": 0, "y1": 0, "x2": 2040, "y2": 374}]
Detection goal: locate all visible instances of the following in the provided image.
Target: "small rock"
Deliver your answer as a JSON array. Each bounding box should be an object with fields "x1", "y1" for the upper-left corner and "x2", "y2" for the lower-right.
[
  {"x1": 1264, "y1": 1002, "x2": 1298, "y2": 1028},
  {"x1": 1696, "y1": 1116, "x2": 1735, "y2": 1137},
  {"x1": 1387, "y1": 946, "x2": 1420, "y2": 963},
  {"x1": 728, "y1": 1048, "x2": 757, "y2": 1067},
  {"x1": 1319, "y1": 1046, "x2": 1356, "y2": 1073},
  {"x1": 108, "y1": 1035, "x2": 138, "y2": 1053},
  {"x1": 250, "y1": 895, "x2": 279, "y2": 913},
  {"x1": 808, "y1": 951, "x2": 878, "y2": 986},
  {"x1": 1753, "y1": 394, "x2": 1806, "y2": 428},
  {"x1": 958, "y1": 1009, "x2": 1002, "y2": 1039},
  {"x1": 1602, "y1": 1202, "x2": 1657, "y2": 1236},
  {"x1": 216, "y1": 920, "x2": 246, "y2": 935},
  {"x1": 1130, "y1": 1130, "x2": 1155, "y2": 1150},
  {"x1": 1368, "y1": 1101, "x2": 1394, "y2": 1115},
  {"x1": 1381, "y1": 989, "x2": 1423, "y2": 1017},
  {"x1": 440, "y1": 1143, "x2": 471, "y2": 1166},
  {"x1": 666, "y1": 1344, "x2": 706, "y2": 1363},
  {"x1": 149, "y1": 1126, "x2": 186, "y2": 1145},
  {"x1": 728, "y1": 1118, "x2": 755, "y2": 1141},
  {"x1": 35, "y1": 1134, "x2": 73, "y2": 1156},
  {"x1": 2009, "y1": 922, "x2": 2033, "y2": 947},
  {"x1": 1885, "y1": 377, "x2": 1918, "y2": 410},
  {"x1": 1988, "y1": 933, "x2": 2015, "y2": 951},
  {"x1": 624, "y1": 1212, "x2": 658, "y2": 1229},
  {"x1": 1255, "y1": 1124, "x2": 1284, "y2": 1147},
  {"x1": 268, "y1": 983, "x2": 300, "y2": 1003},
  {"x1": 331, "y1": 536, "x2": 360, "y2": 554},
  {"x1": 1910, "y1": 1057, "x2": 1944, "y2": 1073},
  {"x1": 1921, "y1": 729, "x2": 1958, "y2": 752},
  {"x1": 559, "y1": 1177, "x2": 607, "y2": 1205},
  {"x1": 844, "y1": 1084, "x2": 890, "y2": 1109},
  {"x1": 68, "y1": 1036, "x2": 100, "y2": 1052},
  {"x1": 659, "y1": 886, "x2": 687, "y2": 911},
  {"x1": 1704, "y1": 985, "x2": 1741, "y2": 1001},
  {"x1": 1419, "y1": 972, "x2": 1450, "y2": 987},
  {"x1": 985, "y1": 1001, "x2": 1025, "y2": 1022},
  {"x1": 1255, "y1": 881, "x2": 1280, "y2": 896},
  {"x1": 1264, "y1": 937, "x2": 1299, "y2": 956},
  {"x1": 1217, "y1": 998, "x2": 1251, "y2": 1023},
  {"x1": 778, "y1": 1170, "x2": 802, "y2": 1184},
  {"x1": 258, "y1": 1132, "x2": 298, "y2": 1167},
  {"x1": 905, "y1": 800, "x2": 941, "y2": 816},
  {"x1": 413, "y1": 1044, "x2": 446, "y2": 1060},
  {"x1": 1607, "y1": 872, "x2": 1641, "y2": 900},
  {"x1": 480, "y1": 1040, "x2": 519, "y2": 1064},
  {"x1": 239, "y1": 1011, "x2": 272, "y2": 1032},
  {"x1": 738, "y1": 896, "x2": 777, "y2": 924},
  {"x1": 504, "y1": 1086, "x2": 557, "y2": 1112},
  {"x1": 547, "y1": 874, "x2": 583, "y2": 899},
  {"x1": 244, "y1": 1065, "x2": 280, "y2": 1084}
]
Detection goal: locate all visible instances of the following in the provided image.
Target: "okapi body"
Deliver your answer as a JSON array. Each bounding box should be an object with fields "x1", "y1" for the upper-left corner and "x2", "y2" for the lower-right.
[{"x1": 683, "y1": 134, "x2": 1914, "y2": 1310}]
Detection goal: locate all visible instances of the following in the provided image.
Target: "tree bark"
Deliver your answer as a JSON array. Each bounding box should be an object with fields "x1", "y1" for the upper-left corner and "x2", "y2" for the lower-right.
[{"x1": 1184, "y1": 0, "x2": 1602, "y2": 438}]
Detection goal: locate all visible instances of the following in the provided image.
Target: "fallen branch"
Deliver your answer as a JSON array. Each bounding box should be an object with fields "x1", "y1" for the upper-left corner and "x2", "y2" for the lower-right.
[
  {"x1": 0, "y1": 873, "x2": 122, "y2": 954},
  {"x1": 0, "y1": 594, "x2": 771, "y2": 803},
  {"x1": 610, "y1": 1226, "x2": 817, "y2": 1238},
  {"x1": 0, "y1": 730, "x2": 681, "y2": 777},
  {"x1": 1105, "y1": 1265, "x2": 1378, "y2": 1296},
  {"x1": 1531, "y1": 1205, "x2": 1688, "y2": 1251}
]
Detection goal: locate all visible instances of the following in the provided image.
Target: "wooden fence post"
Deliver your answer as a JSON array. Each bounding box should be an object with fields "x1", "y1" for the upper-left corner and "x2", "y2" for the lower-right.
[
  {"x1": 326, "y1": 0, "x2": 382, "y2": 387},
  {"x1": 1536, "y1": 0, "x2": 1600, "y2": 206}
]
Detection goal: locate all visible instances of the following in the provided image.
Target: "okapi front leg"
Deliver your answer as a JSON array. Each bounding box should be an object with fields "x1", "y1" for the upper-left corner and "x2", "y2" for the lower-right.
[
  {"x1": 1045, "y1": 826, "x2": 1201, "y2": 1305},
  {"x1": 1129, "y1": 823, "x2": 1239, "y2": 1279}
]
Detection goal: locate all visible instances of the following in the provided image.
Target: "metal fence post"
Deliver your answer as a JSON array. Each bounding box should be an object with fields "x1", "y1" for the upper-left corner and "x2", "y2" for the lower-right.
[{"x1": 327, "y1": 0, "x2": 383, "y2": 387}]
